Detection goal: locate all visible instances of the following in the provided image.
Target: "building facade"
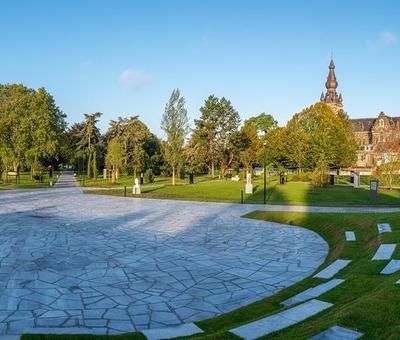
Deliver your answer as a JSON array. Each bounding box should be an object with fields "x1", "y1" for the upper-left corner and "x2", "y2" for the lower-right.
[
  {"x1": 320, "y1": 58, "x2": 400, "y2": 168},
  {"x1": 352, "y1": 113, "x2": 400, "y2": 167}
]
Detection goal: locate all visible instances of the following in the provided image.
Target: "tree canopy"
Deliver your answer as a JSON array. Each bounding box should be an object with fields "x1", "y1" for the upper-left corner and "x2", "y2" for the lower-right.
[
  {"x1": 0, "y1": 84, "x2": 67, "y2": 176},
  {"x1": 161, "y1": 89, "x2": 189, "y2": 185},
  {"x1": 285, "y1": 102, "x2": 357, "y2": 170},
  {"x1": 191, "y1": 95, "x2": 241, "y2": 177}
]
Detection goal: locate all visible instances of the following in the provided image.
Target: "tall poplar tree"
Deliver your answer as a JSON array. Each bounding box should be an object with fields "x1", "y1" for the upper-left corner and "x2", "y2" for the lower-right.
[{"x1": 161, "y1": 89, "x2": 189, "y2": 185}]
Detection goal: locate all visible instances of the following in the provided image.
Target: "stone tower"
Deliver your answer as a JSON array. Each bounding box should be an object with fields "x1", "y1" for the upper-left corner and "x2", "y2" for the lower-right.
[{"x1": 320, "y1": 56, "x2": 343, "y2": 113}]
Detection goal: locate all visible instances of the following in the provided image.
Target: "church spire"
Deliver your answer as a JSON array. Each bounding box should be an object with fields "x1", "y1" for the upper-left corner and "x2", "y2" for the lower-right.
[{"x1": 320, "y1": 55, "x2": 343, "y2": 112}]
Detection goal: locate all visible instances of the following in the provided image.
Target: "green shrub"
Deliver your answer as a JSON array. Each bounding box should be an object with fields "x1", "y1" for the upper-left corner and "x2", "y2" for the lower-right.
[
  {"x1": 311, "y1": 165, "x2": 329, "y2": 188},
  {"x1": 291, "y1": 172, "x2": 312, "y2": 182},
  {"x1": 144, "y1": 169, "x2": 154, "y2": 183}
]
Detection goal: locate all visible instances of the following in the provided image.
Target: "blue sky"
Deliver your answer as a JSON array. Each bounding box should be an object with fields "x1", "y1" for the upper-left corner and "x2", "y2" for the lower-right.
[{"x1": 1, "y1": 0, "x2": 400, "y2": 135}]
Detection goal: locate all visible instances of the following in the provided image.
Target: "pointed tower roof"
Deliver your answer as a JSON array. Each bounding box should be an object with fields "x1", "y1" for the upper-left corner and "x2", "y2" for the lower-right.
[
  {"x1": 325, "y1": 57, "x2": 338, "y2": 90},
  {"x1": 320, "y1": 55, "x2": 343, "y2": 112}
]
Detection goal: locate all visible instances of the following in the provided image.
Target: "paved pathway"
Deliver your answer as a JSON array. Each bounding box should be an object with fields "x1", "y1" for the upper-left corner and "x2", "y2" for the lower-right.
[{"x1": 0, "y1": 173, "x2": 329, "y2": 335}]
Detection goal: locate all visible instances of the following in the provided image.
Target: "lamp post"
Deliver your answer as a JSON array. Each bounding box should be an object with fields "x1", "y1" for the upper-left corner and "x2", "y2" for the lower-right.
[
  {"x1": 82, "y1": 156, "x2": 85, "y2": 187},
  {"x1": 263, "y1": 141, "x2": 267, "y2": 204}
]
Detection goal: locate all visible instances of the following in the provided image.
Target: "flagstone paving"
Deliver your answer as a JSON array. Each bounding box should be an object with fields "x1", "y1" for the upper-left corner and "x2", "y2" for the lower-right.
[
  {"x1": 313, "y1": 260, "x2": 351, "y2": 279},
  {"x1": 377, "y1": 223, "x2": 392, "y2": 234},
  {"x1": 230, "y1": 299, "x2": 333, "y2": 340},
  {"x1": 281, "y1": 279, "x2": 344, "y2": 306},
  {"x1": 0, "y1": 173, "x2": 328, "y2": 335},
  {"x1": 380, "y1": 260, "x2": 400, "y2": 275},
  {"x1": 142, "y1": 322, "x2": 203, "y2": 340},
  {"x1": 345, "y1": 231, "x2": 356, "y2": 241},
  {"x1": 309, "y1": 325, "x2": 363, "y2": 339},
  {"x1": 371, "y1": 244, "x2": 396, "y2": 260}
]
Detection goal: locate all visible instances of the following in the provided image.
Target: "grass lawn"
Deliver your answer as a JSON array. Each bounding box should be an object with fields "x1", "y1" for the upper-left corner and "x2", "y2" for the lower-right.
[
  {"x1": 84, "y1": 176, "x2": 400, "y2": 207},
  {"x1": 22, "y1": 211, "x2": 400, "y2": 339},
  {"x1": 0, "y1": 171, "x2": 59, "y2": 189}
]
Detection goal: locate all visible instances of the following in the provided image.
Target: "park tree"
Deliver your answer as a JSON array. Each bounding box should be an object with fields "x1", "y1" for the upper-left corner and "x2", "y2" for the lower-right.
[
  {"x1": 239, "y1": 122, "x2": 260, "y2": 172},
  {"x1": 376, "y1": 138, "x2": 400, "y2": 189},
  {"x1": 26, "y1": 88, "x2": 67, "y2": 177},
  {"x1": 193, "y1": 95, "x2": 241, "y2": 177},
  {"x1": 245, "y1": 112, "x2": 277, "y2": 134},
  {"x1": 76, "y1": 112, "x2": 103, "y2": 180},
  {"x1": 107, "y1": 116, "x2": 159, "y2": 177},
  {"x1": 185, "y1": 133, "x2": 210, "y2": 175},
  {"x1": 65, "y1": 123, "x2": 85, "y2": 170},
  {"x1": 264, "y1": 127, "x2": 289, "y2": 167},
  {"x1": 286, "y1": 129, "x2": 309, "y2": 173},
  {"x1": 161, "y1": 89, "x2": 189, "y2": 185},
  {"x1": 0, "y1": 84, "x2": 67, "y2": 178},
  {"x1": 105, "y1": 138, "x2": 124, "y2": 184},
  {"x1": 286, "y1": 102, "x2": 356, "y2": 171}
]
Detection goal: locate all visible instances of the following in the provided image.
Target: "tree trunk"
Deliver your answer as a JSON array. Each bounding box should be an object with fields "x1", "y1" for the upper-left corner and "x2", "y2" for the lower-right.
[
  {"x1": 93, "y1": 150, "x2": 97, "y2": 180},
  {"x1": 220, "y1": 163, "x2": 226, "y2": 178},
  {"x1": 172, "y1": 167, "x2": 176, "y2": 186},
  {"x1": 87, "y1": 152, "x2": 92, "y2": 178},
  {"x1": 297, "y1": 161, "x2": 301, "y2": 174},
  {"x1": 211, "y1": 162, "x2": 215, "y2": 178},
  {"x1": 111, "y1": 165, "x2": 116, "y2": 184}
]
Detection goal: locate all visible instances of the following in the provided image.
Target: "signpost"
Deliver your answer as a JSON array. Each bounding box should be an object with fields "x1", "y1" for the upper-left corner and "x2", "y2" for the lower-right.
[{"x1": 370, "y1": 180, "x2": 378, "y2": 202}]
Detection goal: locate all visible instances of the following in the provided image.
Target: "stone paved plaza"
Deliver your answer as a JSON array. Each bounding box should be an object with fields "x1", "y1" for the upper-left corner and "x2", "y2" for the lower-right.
[{"x1": 0, "y1": 173, "x2": 328, "y2": 335}]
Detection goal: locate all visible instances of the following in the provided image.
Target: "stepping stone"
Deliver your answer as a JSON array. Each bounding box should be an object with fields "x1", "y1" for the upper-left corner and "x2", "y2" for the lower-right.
[
  {"x1": 345, "y1": 231, "x2": 356, "y2": 241},
  {"x1": 142, "y1": 323, "x2": 203, "y2": 340},
  {"x1": 309, "y1": 325, "x2": 363, "y2": 339},
  {"x1": 372, "y1": 244, "x2": 396, "y2": 260},
  {"x1": 377, "y1": 223, "x2": 392, "y2": 234},
  {"x1": 314, "y1": 260, "x2": 351, "y2": 279},
  {"x1": 230, "y1": 299, "x2": 333, "y2": 340},
  {"x1": 380, "y1": 260, "x2": 400, "y2": 275},
  {"x1": 281, "y1": 279, "x2": 344, "y2": 306}
]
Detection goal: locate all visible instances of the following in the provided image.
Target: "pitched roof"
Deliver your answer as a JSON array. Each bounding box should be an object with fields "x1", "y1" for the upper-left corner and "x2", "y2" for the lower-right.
[
  {"x1": 351, "y1": 115, "x2": 400, "y2": 132},
  {"x1": 351, "y1": 118, "x2": 375, "y2": 132}
]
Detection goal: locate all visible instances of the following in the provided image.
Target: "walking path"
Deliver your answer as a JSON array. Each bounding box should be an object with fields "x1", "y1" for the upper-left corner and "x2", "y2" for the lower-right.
[{"x1": 0, "y1": 173, "x2": 328, "y2": 335}]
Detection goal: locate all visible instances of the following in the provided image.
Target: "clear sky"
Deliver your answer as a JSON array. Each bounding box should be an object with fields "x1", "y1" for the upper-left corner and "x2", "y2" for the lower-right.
[{"x1": 1, "y1": 0, "x2": 400, "y2": 135}]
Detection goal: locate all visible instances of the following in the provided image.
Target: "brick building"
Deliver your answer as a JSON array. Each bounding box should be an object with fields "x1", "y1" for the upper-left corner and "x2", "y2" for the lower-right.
[{"x1": 320, "y1": 58, "x2": 400, "y2": 168}]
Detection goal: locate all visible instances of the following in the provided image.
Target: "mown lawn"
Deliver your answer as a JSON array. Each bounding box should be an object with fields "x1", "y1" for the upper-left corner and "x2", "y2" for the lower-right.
[
  {"x1": 22, "y1": 211, "x2": 400, "y2": 339},
  {"x1": 0, "y1": 171, "x2": 59, "y2": 189},
  {"x1": 84, "y1": 177, "x2": 400, "y2": 207}
]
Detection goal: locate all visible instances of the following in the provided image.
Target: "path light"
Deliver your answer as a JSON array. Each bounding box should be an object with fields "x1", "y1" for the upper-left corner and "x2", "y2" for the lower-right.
[
  {"x1": 263, "y1": 141, "x2": 267, "y2": 204},
  {"x1": 258, "y1": 130, "x2": 267, "y2": 205}
]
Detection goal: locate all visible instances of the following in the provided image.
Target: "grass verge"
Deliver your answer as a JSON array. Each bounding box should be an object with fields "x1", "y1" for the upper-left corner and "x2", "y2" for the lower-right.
[
  {"x1": 0, "y1": 172, "x2": 59, "y2": 189},
  {"x1": 84, "y1": 179, "x2": 400, "y2": 207}
]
